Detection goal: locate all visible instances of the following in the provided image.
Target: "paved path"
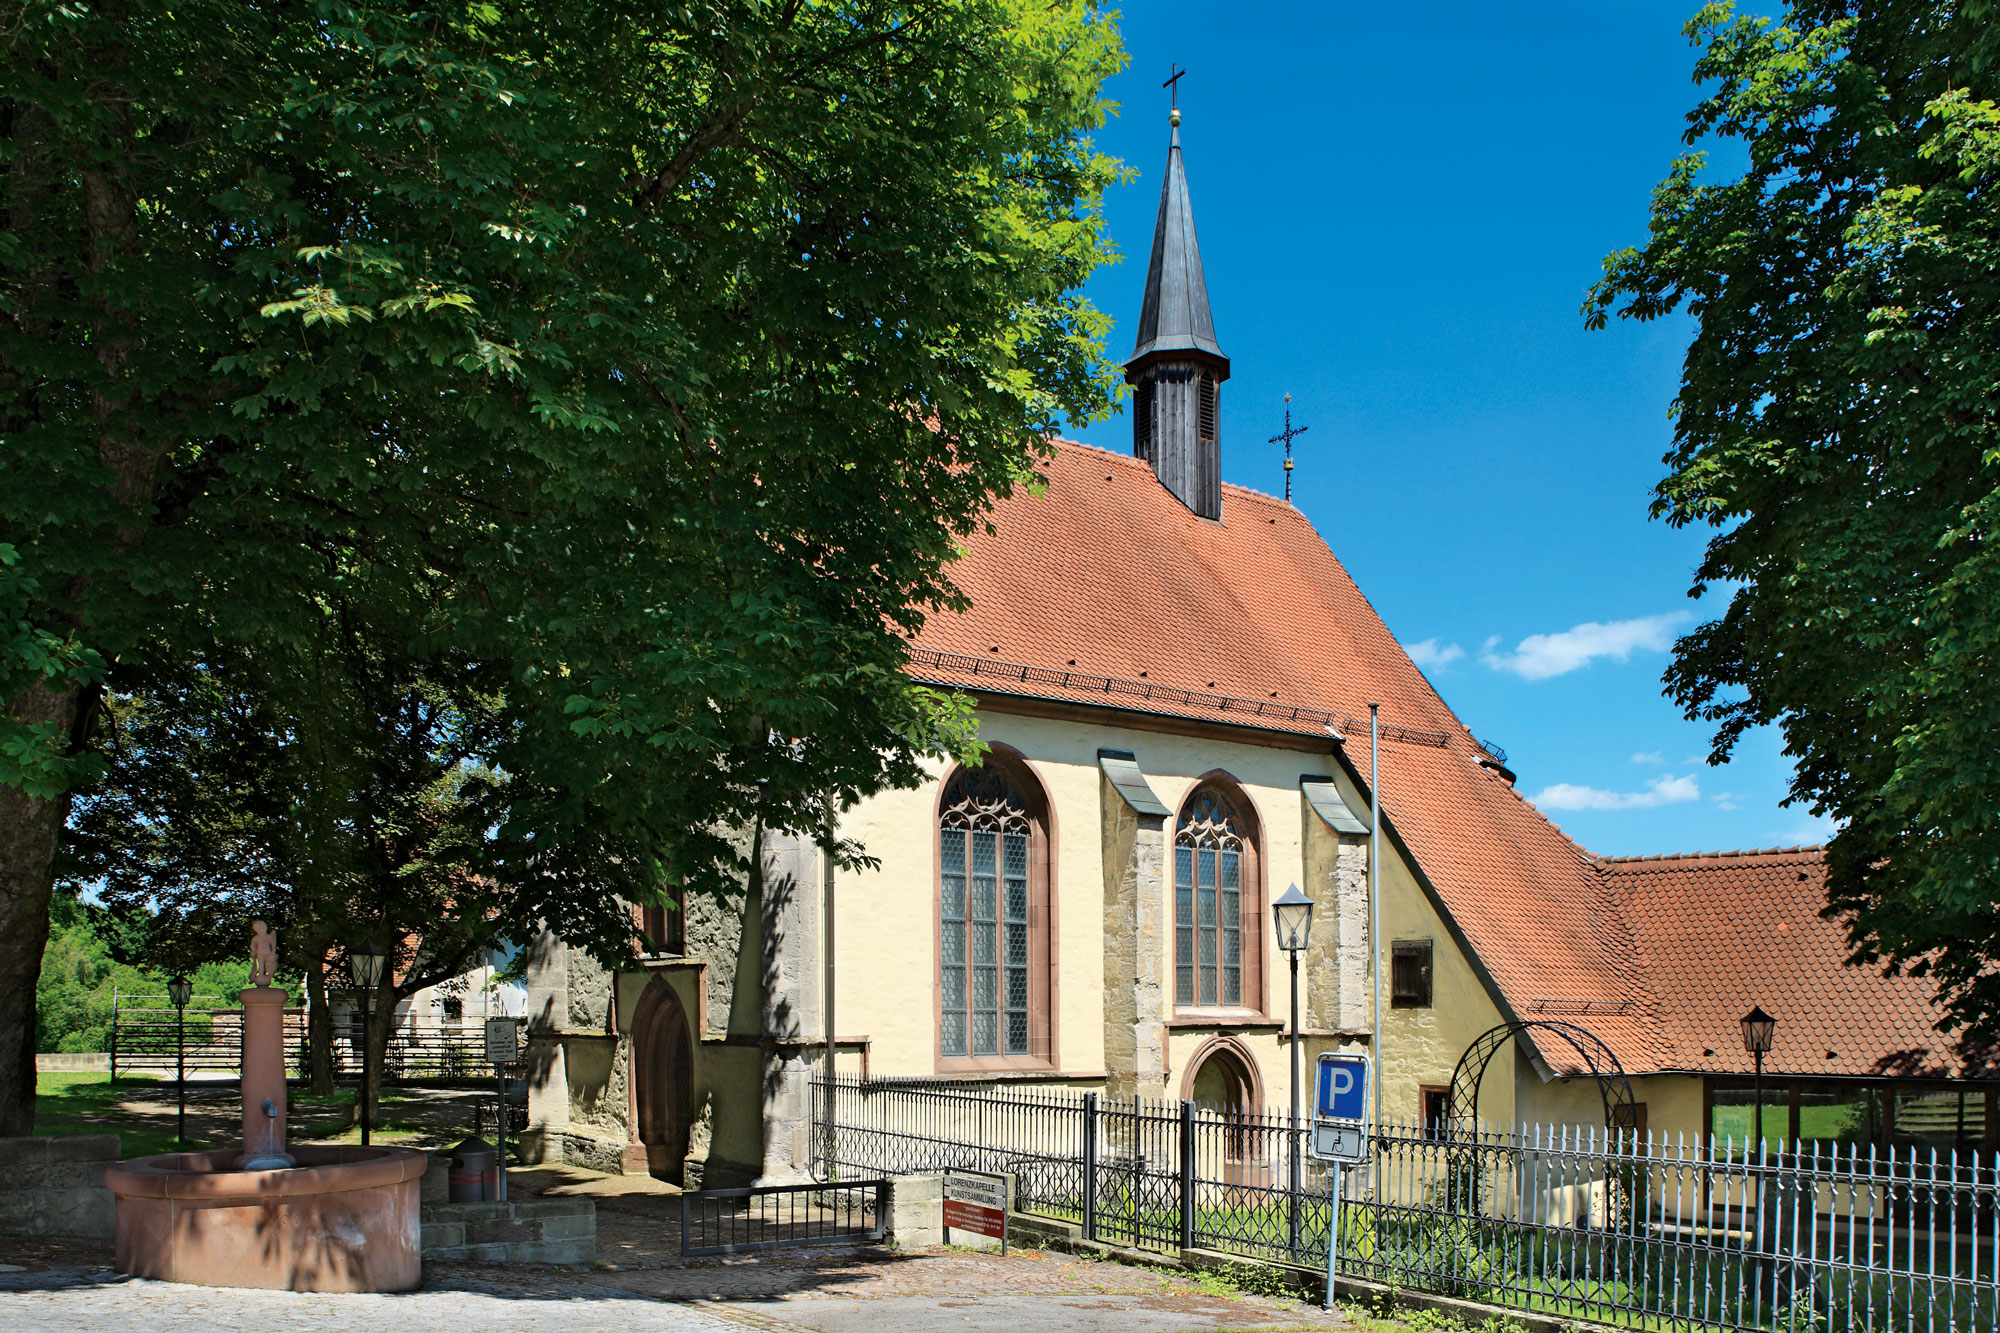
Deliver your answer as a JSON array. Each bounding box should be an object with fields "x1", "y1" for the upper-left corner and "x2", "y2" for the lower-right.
[{"x1": 0, "y1": 1236, "x2": 1349, "y2": 1333}]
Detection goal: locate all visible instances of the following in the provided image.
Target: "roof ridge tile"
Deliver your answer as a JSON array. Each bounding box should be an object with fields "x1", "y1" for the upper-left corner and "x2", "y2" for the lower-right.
[{"x1": 1600, "y1": 844, "x2": 1826, "y2": 866}]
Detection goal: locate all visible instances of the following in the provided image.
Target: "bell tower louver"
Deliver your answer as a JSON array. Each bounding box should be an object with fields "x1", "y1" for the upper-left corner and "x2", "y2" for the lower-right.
[{"x1": 1126, "y1": 105, "x2": 1230, "y2": 519}]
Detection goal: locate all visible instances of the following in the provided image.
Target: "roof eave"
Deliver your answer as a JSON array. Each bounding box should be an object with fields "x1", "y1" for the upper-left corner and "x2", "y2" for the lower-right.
[{"x1": 1122, "y1": 343, "x2": 1231, "y2": 384}]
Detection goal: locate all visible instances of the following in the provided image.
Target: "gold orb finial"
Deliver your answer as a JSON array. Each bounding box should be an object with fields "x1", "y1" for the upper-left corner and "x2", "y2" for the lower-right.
[{"x1": 1170, "y1": 107, "x2": 1181, "y2": 128}]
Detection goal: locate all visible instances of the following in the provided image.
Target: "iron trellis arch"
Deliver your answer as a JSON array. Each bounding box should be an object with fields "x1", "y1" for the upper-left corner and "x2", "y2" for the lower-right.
[{"x1": 1444, "y1": 1020, "x2": 1637, "y2": 1137}]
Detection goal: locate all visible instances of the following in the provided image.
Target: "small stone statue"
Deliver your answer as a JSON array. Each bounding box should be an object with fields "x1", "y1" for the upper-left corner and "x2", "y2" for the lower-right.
[{"x1": 249, "y1": 920, "x2": 278, "y2": 988}]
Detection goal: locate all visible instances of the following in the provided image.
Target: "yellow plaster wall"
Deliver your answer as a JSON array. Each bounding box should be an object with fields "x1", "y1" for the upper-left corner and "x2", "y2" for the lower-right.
[
  {"x1": 1373, "y1": 832, "x2": 1511, "y2": 1127},
  {"x1": 1507, "y1": 1056, "x2": 1706, "y2": 1148},
  {"x1": 833, "y1": 706, "x2": 1514, "y2": 1125}
]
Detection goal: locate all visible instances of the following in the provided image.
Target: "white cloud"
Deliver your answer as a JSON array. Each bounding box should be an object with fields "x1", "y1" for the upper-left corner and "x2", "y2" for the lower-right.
[
  {"x1": 1768, "y1": 813, "x2": 1839, "y2": 845},
  {"x1": 1710, "y1": 790, "x2": 1743, "y2": 811},
  {"x1": 1530, "y1": 773, "x2": 1701, "y2": 812},
  {"x1": 1481, "y1": 612, "x2": 1691, "y2": 681},
  {"x1": 1407, "y1": 638, "x2": 1465, "y2": 671},
  {"x1": 1630, "y1": 751, "x2": 1665, "y2": 766}
]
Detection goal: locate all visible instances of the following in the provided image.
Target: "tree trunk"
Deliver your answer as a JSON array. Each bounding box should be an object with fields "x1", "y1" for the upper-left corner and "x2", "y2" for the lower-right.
[
  {"x1": 0, "y1": 683, "x2": 86, "y2": 1135},
  {"x1": 363, "y1": 974, "x2": 398, "y2": 1133},
  {"x1": 306, "y1": 955, "x2": 335, "y2": 1096},
  {"x1": 0, "y1": 11, "x2": 153, "y2": 1136}
]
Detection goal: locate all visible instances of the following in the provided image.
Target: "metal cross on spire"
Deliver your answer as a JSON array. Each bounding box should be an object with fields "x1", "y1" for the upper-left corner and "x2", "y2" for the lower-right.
[
  {"x1": 1269, "y1": 394, "x2": 1309, "y2": 502},
  {"x1": 1163, "y1": 64, "x2": 1186, "y2": 109}
]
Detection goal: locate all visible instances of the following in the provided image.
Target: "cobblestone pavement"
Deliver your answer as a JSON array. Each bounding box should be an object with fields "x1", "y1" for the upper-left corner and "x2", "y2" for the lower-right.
[{"x1": 0, "y1": 1236, "x2": 1351, "y2": 1333}]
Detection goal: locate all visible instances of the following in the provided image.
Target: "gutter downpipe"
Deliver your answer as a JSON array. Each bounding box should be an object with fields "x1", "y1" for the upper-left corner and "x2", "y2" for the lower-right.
[
  {"x1": 1369, "y1": 703, "x2": 1383, "y2": 1132},
  {"x1": 823, "y1": 800, "x2": 837, "y2": 1180}
]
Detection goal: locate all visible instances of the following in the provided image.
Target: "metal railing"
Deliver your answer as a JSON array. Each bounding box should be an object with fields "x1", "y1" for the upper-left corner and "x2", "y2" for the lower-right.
[
  {"x1": 110, "y1": 1001, "x2": 492, "y2": 1080},
  {"x1": 680, "y1": 1179, "x2": 888, "y2": 1256},
  {"x1": 815, "y1": 1077, "x2": 1999, "y2": 1332}
]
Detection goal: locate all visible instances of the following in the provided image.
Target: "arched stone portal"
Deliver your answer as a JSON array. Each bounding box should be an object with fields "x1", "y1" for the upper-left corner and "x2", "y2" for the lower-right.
[
  {"x1": 1184, "y1": 1039, "x2": 1258, "y2": 1118},
  {"x1": 1182, "y1": 1037, "x2": 1264, "y2": 1176},
  {"x1": 630, "y1": 976, "x2": 694, "y2": 1184}
]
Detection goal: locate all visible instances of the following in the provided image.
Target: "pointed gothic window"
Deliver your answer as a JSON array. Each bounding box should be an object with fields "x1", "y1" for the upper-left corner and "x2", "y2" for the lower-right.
[
  {"x1": 939, "y1": 759, "x2": 1053, "y2": 1066},
  {"x1": 1175, "y1": 782, "x2": 1263, "y2": 1011}
]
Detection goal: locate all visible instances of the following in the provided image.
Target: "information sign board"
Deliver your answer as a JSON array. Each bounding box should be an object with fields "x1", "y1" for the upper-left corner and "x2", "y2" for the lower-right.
[
  {"x1": 942, "y1": 1170, "x2": 1009, "y2": 1254},
  {"x1": 484, "y1": 1017, "x2": 522, "y2": 1066},
  {"x1": 1314, "y1": 1052, "x2": 1368, "y2": 1123}
]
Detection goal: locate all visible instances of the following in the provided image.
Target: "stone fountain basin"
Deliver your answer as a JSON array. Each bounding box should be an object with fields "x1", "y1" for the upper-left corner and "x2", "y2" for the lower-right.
[{"x1": 106, "y1": 1144, "x2": 428, "y2": 1292}]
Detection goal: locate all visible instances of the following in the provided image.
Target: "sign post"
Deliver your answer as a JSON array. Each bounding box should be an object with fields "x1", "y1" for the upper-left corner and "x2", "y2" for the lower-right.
[
  {"x1": 941, "y1": 1169, "x2": 1009, "y2": 1256},
  {"x1": 485, "y1": 1017, "x2": 521, "y2": 1202},
  {"x1": 1309, "y1": 1053, "x2": 1370, "y2": 1308}
]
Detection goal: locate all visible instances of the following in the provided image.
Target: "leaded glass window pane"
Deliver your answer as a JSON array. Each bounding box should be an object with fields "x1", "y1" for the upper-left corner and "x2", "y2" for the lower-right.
[
  {"x1": 1176, "y1": 787, "x2": 1248, "y2": 1011},
  {"x1": 941, "y1": 829, "x2": 967, "y2": 1056},
  {"x1": 940, "y1": 765, "x2": 1037, "y2": 1061},
  {"x1": 1003, "y1": 828, "x2": 1029, "y2": 1055},
  {"x1": 1220, "y1": 850, "x2": 1241, "y2": 1007},
  {"x1": 1175, "y1": 845, "x2": 1195, "y2": 1005}
]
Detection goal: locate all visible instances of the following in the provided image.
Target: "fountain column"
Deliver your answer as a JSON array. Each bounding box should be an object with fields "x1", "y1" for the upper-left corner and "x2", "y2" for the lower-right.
[{"x1": 238, "y1": 985, "x2": 294, "y2": 1168}]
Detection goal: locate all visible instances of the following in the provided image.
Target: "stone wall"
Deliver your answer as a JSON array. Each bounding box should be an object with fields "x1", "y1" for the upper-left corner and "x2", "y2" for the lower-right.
[
  {"x1": 35, "y1": 1053, "x2": 110, "y2": 1072},
  {"x1": 420, "y1": 1196, "x2": 594, "y2": 1265},
  {"x1": 0, "y1": 1134, "x2": 118, "y2": 1238},
  {"x1": 1101, "y1": 768, "x2": 1167, "y2": 1100},
  {"x1": 521, "y1": 817, "x2": 776, "y2": 1189}
]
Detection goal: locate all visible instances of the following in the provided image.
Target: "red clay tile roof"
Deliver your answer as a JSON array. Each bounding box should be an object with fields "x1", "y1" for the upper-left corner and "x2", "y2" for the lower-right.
[
  {"x1": 911, "y1": 440, "x2": 1671, "y2": 1076},
  {"x1": 1602, "y1": 847, "x2": 1990, "y2": 1080},
  {"x1": 912, "y1": 440, "x2": 1988, "y2": 1084}
]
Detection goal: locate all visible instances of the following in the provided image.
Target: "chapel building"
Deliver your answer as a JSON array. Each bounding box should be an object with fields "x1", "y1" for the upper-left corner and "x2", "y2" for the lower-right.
[{"x1": 522, "y1": 109, "x2": 1997, "y2": 1188}]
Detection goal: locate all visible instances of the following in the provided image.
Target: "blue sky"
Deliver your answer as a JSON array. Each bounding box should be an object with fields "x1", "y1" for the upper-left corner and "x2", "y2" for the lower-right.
[{"x1": 1063, "y1": 1, "x2": 1828, "y2": 858}]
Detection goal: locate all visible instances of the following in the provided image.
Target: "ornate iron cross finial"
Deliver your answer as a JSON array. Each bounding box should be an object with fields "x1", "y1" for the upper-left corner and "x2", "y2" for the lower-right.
[
  {"x1": 1164, "y1": 64, "x2": 1186, "y2": 109},
  {"x1": 1268, "y1": 393, "x2": 1309, "y2": 502}
]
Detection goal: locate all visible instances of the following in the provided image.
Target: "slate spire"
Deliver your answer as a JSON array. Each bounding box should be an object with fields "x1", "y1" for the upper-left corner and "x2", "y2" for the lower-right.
[
  {"x1": 1126, "y1": 103, "x2": 1230, "y2": 519},
  {"x1": 1127, "y1": 115, "x2": 1227, "y2": 370}
]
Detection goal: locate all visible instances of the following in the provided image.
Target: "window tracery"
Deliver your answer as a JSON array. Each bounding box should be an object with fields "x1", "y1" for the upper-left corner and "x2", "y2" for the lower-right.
[{"x1": 1176, "y1": 785, "x2": 1248, "y2": 1008}]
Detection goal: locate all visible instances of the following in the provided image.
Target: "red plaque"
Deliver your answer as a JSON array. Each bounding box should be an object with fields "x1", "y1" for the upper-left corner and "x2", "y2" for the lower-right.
[{"x1": 942, "y1": 1198, "x2": 1005, "y2": 1239}]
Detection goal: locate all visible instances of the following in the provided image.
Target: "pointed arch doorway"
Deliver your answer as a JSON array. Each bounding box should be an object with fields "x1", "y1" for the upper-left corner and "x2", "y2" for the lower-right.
[
  {"x1": 1183, "y1": 1037, "x2": 1265, "y2": 1183},
  {"x1": 630, "y1": 975, "x2": 694, "y2": 1184}
]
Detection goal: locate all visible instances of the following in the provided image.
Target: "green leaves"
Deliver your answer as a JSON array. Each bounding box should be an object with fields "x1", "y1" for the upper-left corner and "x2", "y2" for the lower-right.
[
  {"x1": 5, "y1": 0, "x2": 1125, "y2": 978},
  {"x1": 1590, "y1": 0, "x2": 2000, "y2": 1040}
]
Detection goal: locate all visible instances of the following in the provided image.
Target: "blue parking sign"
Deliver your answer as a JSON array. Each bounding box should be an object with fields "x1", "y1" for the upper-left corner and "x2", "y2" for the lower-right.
[{"x1": 1315, "y1": 1053, "x2": 1368, "y2": 1122}]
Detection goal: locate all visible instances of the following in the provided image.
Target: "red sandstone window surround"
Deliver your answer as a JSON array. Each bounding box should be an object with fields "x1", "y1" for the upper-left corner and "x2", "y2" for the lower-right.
[
  {"x1": 1174, "y1": 779, "x2": 1264, "y2": 1015},
  {"x1": 636, "y1": 891, "x2": 684, "y2": 957},
  {"x1": 937, "y1": 756, "x2": 1055, "y2": 1070}
]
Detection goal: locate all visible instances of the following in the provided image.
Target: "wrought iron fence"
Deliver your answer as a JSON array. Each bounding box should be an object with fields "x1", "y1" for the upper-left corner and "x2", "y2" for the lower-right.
[
  {"x1": 110, "y1": 999, "x2": 491, "y2": 1080},
  {"x1": 814, "y1": 1077, "x2": 1999, "y2": 1333},
  {"x1": 680, "y1": 1179, "x2": 887, "y2": 1256}
]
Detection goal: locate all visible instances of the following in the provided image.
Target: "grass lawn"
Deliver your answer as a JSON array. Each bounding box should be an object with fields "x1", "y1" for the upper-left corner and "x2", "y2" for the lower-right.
[
  {"x1": 33, "y1": 1072, "x2": 434, "y2": 1155},
  {"x1": 34, "y1": 1071, "x2": 198, "y2": 1157}
]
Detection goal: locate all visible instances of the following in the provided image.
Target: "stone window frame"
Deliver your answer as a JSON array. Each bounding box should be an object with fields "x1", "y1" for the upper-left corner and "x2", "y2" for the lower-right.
[
  {"x1": 1420, "y1": 1084, "x2": 1449, "y2": 1140},
  {"x1": 1171, "y1": 773, "x2": 1267, "y2": 1020},
  {"x1": 635, "y1": 890, "x2": 685, "y2": 959},
  {"x1": 933, "y1": 746, "x2": 1059, "y2": 1074},
  {"x1": 1391, "y1": 938, "x2": 1434, "y2": 1009}
]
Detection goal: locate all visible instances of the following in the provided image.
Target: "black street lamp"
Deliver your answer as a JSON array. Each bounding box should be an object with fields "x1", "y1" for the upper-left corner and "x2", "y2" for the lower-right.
[
  {"x1": 166, "y1": 975, "x2": 193, "y2": 1148},
  {"x1": 349, "y1": 937, "x2": 389, "y2": 1146},
  {"x1": 1740, "y1": 1005, "x2": 1777, "y2": 1152},
  {"x1": 1273, "y1": 883, "x2": 1315, "y2": 1248}
]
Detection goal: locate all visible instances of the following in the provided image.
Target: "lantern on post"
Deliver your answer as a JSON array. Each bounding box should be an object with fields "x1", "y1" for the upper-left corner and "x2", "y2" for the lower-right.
[
  {"x1": 1273, "y1": 883, "x2": 1315, "y2": 1249},
  {"x1": 166, "y1": 974, "x2": 193, "y2": 1148},
  {"x1": 1740, "y1": 1005, "x2": 1777, "y2": 1150},
  {"x1": 349, "y1": 937, "x2": 390, "y2": 1146}
]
